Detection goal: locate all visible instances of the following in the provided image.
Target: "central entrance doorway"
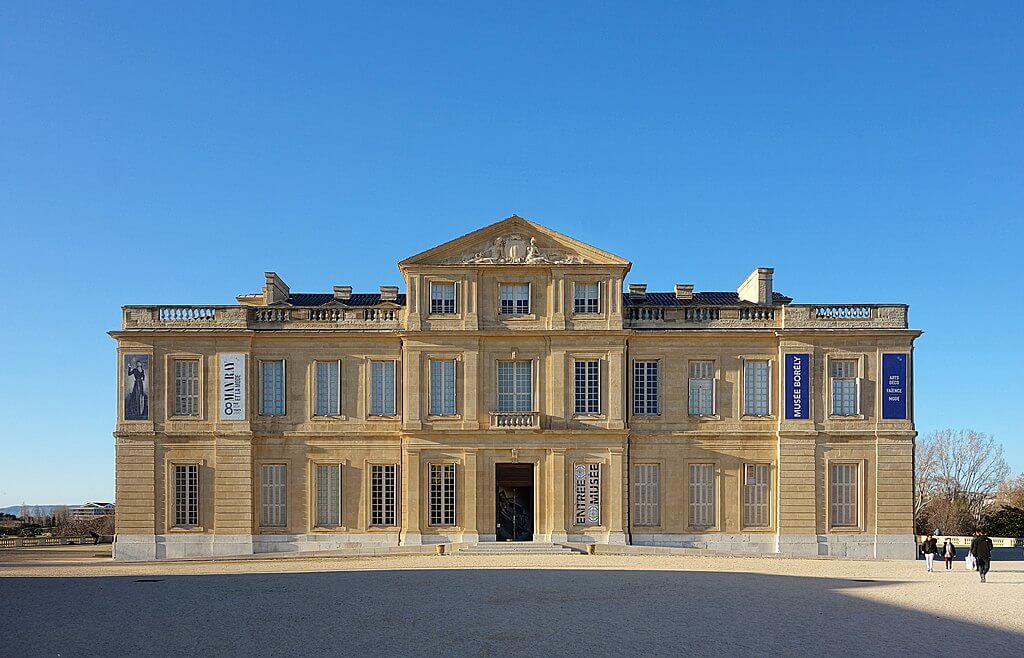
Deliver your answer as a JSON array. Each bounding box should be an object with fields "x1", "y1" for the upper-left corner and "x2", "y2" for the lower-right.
[{"x1": 495, "y1": 463, "x2": 534, "y2": 541}]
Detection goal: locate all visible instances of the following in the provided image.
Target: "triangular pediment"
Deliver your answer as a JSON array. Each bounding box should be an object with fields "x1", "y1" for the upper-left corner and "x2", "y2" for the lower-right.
[{"x1": 399, "y1": 215, "x2": 631, "y2": 269}]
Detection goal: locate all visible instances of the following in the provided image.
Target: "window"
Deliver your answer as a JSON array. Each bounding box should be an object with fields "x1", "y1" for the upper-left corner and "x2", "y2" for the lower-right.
[
  {"x1": 688, "y1": 463, "x2": 715, "y2": 528},
  {"x1": 688, "y1": 361, "x2": 715, "y2": 415},
  {"x1": 370, "y1": 464, "x2": 397, "y2": 526},
  {"x1": 314, "y1": 463, "x2": 342, "y2": 527},
  {"x1": 260, "y1": 360, "x2": 285, "y2": 416},
  {"x1": 370, "y1": 361, "x2": 396, "y2": 416},
  {"x1": 173, "y1": 359, "x2": 200, "y2": 417},
  {"x1": 830, "y1": 463, "x2": 859, "y2": 527},
  {"x1": 743, "y1": 464, "x2": 771, "y2": 528},
  {"x1": 497, "y1": 361, "x2": 533, "y2": 412},
  {"x1": 574, "y1": 359, "x2": 600, "y2": 415},
  {"x1": 429, "y1": 360, "x2": 457, "y2": 416},
  {"x1": 260, "y1": 464, "x2": 287, "y2": 528},
  {"x1": 430, "y1": 282, "x2": 457, "y2": 315},
  {"x1": 831, "y1": 359, "x2": 859, "y2": 416},
  {"x1": 314, "y1": 361, "x2": 341, "y2": 416},
  {"x1": 743, "y1": 360, "x2": 770, "y2": 416},
  {"x1": 574, "y1": 282, "x2": 599, "y2": 314},
  {"x1": 428, "y1": 463, "x2": 456, "y2": 526},
  {"x1": 173, "y1": 464, "x2": 199, "y2": 527},
  {"x1": 499, "y1": 284, "x2": 530, "y2": 315},
  {"x1": 633, "y1": 464, "x2": 660, "y2": 527},
  {"x1": 633, "y1": 361, "x2": 659, "y2": 415}
]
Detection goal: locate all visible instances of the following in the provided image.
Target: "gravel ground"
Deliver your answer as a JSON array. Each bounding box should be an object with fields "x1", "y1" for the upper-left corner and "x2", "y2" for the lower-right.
[{"x1": 2, "y1": 546, "x2": 1021, "y2": 655}]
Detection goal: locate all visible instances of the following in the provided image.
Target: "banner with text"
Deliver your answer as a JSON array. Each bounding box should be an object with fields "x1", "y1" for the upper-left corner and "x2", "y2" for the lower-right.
[
  {"x1": 574, "y1": 463, "x2": 601, "y2": 526},
  {"x1": 784, "y1": 353, "x2": 811, "y2": 420},
  {"x1": 881, "y1": 353, "x2": 908, "y2": 420},
  {"x1": 220, "y1": 353, "x2": 247, "y2": 421}
]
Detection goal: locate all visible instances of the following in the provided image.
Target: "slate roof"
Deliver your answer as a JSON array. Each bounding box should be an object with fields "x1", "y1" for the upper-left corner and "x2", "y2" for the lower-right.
[
  {"x1": 287, "y1": 293, "x2": 407, "y2": 307},
  {"x1": 622, "y1": 291, "x2": 792, "y2": 307}
]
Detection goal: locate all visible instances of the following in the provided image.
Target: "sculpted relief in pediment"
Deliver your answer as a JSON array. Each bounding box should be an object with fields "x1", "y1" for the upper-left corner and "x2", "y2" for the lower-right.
[{"x1": 444, "y1": 234, "x2": 587, "y2": 265}]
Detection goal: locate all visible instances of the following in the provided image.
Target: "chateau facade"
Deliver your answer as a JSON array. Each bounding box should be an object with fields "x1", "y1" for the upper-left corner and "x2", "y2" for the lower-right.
[{"x1": 111, "y1": 216, "x2": 920, "y2": 560}]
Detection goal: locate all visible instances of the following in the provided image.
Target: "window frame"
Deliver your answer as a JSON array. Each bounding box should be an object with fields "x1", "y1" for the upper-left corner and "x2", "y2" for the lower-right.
[
  {"x1": 311, "y1": 461, "x2": 344, "y2": 529},
  {"x1": 741, "y1": 358, "x2": 773, "y2": 417},
  {"x1": 686, "y1": 462, "x2": 718, "y2": 530},
  {"x1": 496, "y1": 359, "x2": 534, "y2": 413},
  {"x1": 428, "y1": 358, "x2": 458, "y2": 417},
  {"x1": 368, "y1": 359, "x2": 398, "y2": 417},
  {"x1": 741, "y1": 462, "x2": 774, "y2": 530},
  {"x1": 829, "y1": 356, "x2": 862, "y2": 417},
  {"x1": 170, "y1": 462, "x2": 201, "y2": 530},
  {"x1": 368, "y1": 462, "x2": 399, "y2": 527},
  {"x1": 572, "y1": 358, "x2": 602, "y2": 416},
  {"x1": 427, "y1": 462, "x2": 457, "y2": 528},
  {"x1": 312, "y1": 359, "x2": 343, "y2": 417},
  {"x1": 428, "y1": 281, "x2": 458, "y2": 316},
  {"x1": 687, "y1": 359, "x2": 717, "y2": 417},
  {"x1": 498, "y1": 282, "x2": 531, "y2": 316},
  {"x1": 258, "y1": 358, "x2": 287, "y2": 417},
  {"x1": 572, "y1": 281, "x2": 601, "y2": 315},
  {"x1": 259, "y1": 462, "x2": 288, "y2": 530},
  {"x1": 632, "y1": 359, "x2": 660, "y2": 416},
  {"x1": 828, "y1": 460, "x2": 863, "y2": 531},
  {"x1": 633, "y1": 462, "x2": 662, "y2": 528}
]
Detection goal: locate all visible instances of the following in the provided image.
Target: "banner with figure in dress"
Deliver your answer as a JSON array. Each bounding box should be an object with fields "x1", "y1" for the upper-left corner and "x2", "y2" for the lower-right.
[{"x1": 124, "y1": 354, "x2": 150, "y2": 420}]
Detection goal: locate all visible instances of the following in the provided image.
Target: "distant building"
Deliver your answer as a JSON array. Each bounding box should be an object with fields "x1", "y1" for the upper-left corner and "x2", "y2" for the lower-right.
[{"x1": 70, "y1": 502, "x2": 115, "y2": 519}]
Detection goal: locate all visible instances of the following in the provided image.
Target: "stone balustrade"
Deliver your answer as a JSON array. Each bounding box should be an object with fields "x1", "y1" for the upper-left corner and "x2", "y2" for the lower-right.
[
  {"x1": 122, "y1": 305, "x2": 403, "y2": 330},
  {"x1": 489, "y1": 411, "x2": 541, "y2": 430}
]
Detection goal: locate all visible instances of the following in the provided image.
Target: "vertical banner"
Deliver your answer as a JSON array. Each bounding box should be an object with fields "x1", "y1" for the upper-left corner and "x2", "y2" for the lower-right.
[
  {"x1": 220, "y1": 353, "x2": 247, "y2": 420},
  {"x1": 574, "y1": 463, "x2": 601, "y2": 526},
  {"x1": 784, "y1": 353, "x2": 811, "y2": 420},
  {"x1": 123, "y1": 354, "x2": 150, "y2": 421},
  {"x1": 881, "y1": 353, "x2": 908, "y2": 419}
]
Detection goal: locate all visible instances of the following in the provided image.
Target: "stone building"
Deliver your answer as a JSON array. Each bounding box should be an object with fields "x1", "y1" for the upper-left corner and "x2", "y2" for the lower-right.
[{"x1": 111, "y1": 216, "x2": 920, "y2": 560}]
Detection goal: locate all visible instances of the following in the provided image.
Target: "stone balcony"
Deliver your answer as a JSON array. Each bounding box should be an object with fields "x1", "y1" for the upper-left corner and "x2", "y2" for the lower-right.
[
  {"x1": 489, "y1": 411, "x2": 541, "y2": 430},
  {"x1": 624, "y1": 304, "x2": 909, "y2": 330},
  {"x1": 121, "y1": 305, "x2": 403, "y2": 331}
]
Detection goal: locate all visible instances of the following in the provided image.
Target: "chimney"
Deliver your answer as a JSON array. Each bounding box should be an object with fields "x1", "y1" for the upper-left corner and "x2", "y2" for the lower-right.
[
  {"x1": 737, "y1": 268, "x2": 774, "y2": 305},
  {"x1": 333, "y1": 285, "x2": 352, "y2": 302},
  {"x1": 379, "y1": 285, "x2": 399, "y2": 302},
  {"x1": 628, "y1": 283, "x2": 647, "y2": 300},
  {"x1": 675, "y1": 283, "x2": 694, "y2": 301},
  {"x1": 263, "y1": 272, "x2": 290, "y2": 305}
]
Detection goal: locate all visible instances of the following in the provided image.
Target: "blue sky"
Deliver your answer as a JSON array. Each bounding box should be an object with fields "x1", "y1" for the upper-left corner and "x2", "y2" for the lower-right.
[{"x1": 1, "y1": 3, "x2": 1021, "y2": 506}]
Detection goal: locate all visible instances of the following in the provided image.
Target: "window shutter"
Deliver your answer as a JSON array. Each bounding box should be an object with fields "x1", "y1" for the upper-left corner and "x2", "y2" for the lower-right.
[{"x1": 712, "y1": 378, "x2": 718, "y2": 416}]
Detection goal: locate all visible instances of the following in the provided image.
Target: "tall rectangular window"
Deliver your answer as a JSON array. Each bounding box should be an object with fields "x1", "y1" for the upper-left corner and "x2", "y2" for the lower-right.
[
  {"x1": 688, "y1": 360, "x2": 715, "y2": 415},
  {"x1": 370, "y1": 464, "x2": 397, "y2": 526},
  {"x1": 633, "y1": 463, "x2": 660, "y2": 527},
  {"x1": 429, "y1": 360, "x2": 457, "y2": 416},
  {"x1": 743, "y1": 360, "x2": 770, "y2": 416},
  {"x1": 260, "y1": 360, "x2": 285, "y2": 416},
  {"x1": 497, "y1": 361, "x2": 533, "y2": 412},
  {"x1": 499, "y1": 284, "x2": 530, "y2": 315},
  {"x1": 430, "y1": 282, "x2": 457, "y2": 315},
  {"x1": 314, "y1": 361, "x2": 341, "y2": 416},
  {"x1": 633, "y1": 361, "x2": 659, "y2": 415},
  {"x1": 173, "y1": 464, "x2": 199, "y2": 527},
  {"x1": 574, "y1": 359, "x2": 600, "y2": 415},
  {"x1": 688, "y1": 463, "x2": 715, "y2": 528},
  {"x1": 831, "y1": 360, "x2": 859, "y2": 416},
  {"x1": 428, "y1": 463, "x2": 456, "y2": 526},
  {"x1": 573, "y1": 282, "x2": 599, "y2": 314},
  {"x1": 743, "y1": 464, "x2": 771, "y2": 528},
  {"x1": 370, "y1": 361, "x2": 396, "y2": 416},
  {"x1": 315, "y1": 463, "x2": 342, "y2": 527},
  {"x1": 830, "y1": 463, "x2": 859, "y2": 527},
  {"x1": 173, "y1": 359, "x2": 200, "y2": 417},
  {"x1": 260, "y1": 464, "x2": 287, "y2": 528}
]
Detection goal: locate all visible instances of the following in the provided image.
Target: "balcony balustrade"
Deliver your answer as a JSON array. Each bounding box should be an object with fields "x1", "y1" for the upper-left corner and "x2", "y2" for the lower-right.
[{"x1": 489, "y1": 411, "x2": 541, "y2": 430}]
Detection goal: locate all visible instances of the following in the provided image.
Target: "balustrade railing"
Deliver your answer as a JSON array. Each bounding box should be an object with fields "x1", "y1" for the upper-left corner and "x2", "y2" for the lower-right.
[
  {"x1": 157, "y1": 306, "x2": 217, "y2": 322},
  {"x1": 684, "y1": 307, "x2": 721, "y2": 321},
  {"x1": 812, "y1": 305, "x2": 872, "y2": 320},
  {"x1": 739, "y1": 307, "x2": 775, "y2": 320},
  {"x1": 489, "y1": 411, "x2": 540, "y2": 429}
]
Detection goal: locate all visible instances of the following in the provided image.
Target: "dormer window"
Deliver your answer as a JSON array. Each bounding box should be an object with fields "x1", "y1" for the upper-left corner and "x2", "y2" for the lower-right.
[
  {"x1": 499, "y1": 284, "x2": 530, "y2": 315},
  {"x1": 430, "y1": 282, "x2": 457, "y2": 315}
]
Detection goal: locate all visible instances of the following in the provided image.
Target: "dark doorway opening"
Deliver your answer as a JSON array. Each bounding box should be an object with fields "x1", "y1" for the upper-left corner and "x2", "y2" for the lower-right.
[{"x1": 495, "y1": 463, "x2": 534, "y2": 541}]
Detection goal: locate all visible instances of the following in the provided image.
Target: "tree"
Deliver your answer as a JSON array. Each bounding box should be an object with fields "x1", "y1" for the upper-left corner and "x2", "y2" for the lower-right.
[
  {"x1": 983, "y1": 506, "x2": 1024, "y2": 538},
  {"x1": 915, "y1": 429, "x2": 1010, "y2": 534}
]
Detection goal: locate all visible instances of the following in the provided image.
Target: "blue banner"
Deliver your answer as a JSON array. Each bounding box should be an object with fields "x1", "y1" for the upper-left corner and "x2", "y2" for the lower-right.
[
  {"x1": 882, "y1": 353, "x2": 908, "y2": 419},
  {"x1": 785, "y1": 353, "x2": 811, "y2": 420}
]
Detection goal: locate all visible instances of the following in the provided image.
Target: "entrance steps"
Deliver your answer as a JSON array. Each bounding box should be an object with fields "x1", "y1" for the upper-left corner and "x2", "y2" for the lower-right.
[{"x1": 456, "y1": 542, "x2": 584, "y2": 555}]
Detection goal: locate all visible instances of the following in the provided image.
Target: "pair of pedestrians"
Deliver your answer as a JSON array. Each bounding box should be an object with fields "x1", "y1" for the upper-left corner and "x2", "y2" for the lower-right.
[
  {"x1": 921, "y1": 535, "x2": 955, "y2": 571},
  {"x1": 922, "y1": 530, "x2": 994, "y2": 582}
]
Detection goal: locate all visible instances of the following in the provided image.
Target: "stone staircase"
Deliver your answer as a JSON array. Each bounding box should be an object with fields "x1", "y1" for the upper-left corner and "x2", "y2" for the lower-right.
[{"x1": 456, "y1": 542, "x2": 584, "y2": 555}]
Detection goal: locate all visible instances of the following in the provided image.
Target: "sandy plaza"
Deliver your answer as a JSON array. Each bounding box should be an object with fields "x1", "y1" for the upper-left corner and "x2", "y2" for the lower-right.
[{"x1": 2, "y1": 546, "x2": 1022, "y2": 655}]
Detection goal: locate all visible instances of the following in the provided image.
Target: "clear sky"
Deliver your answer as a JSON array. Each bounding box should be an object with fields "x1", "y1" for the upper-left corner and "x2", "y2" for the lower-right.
[{"x1": 1, "y1": 3, "x2": 1021, "y2": 507}]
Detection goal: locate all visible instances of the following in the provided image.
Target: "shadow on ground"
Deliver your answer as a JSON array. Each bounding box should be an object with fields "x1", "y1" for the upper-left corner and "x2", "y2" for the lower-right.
[{"x1": 2, "y1": 569, "x2": 1020, "y2": 655}]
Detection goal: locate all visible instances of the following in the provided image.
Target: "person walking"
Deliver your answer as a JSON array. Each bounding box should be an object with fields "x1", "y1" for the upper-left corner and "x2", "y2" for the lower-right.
[
  {"x1": 922, "y1": 534, "x2": 938, "y2": 572},
  {"x1": 970, "y1": 529, "x2": 994, "y2": 582},
  {"x1": 942, "y1": 538, "x2": 957, "y2": 570}
]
